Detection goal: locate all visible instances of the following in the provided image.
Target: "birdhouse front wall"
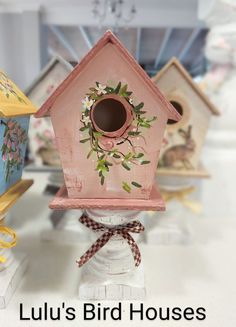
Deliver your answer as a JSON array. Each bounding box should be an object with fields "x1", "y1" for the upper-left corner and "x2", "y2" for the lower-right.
[
  {"x1": 155, "y1": 65, "x2": 212, "y2": 170},
  {"x1": 50, "y1": 42, "x2": 169, "y2": 199},
  {"x1": 0, "y1": 116, "x2": 29, "y2": 196}
]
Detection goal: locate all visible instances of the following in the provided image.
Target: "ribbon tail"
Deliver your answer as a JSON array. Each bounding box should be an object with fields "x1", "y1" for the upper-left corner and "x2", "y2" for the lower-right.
[
  {"x1": 125, "y1": 221, "x2": 145, "y2": 234},
  {"x1": 181, "y1": 199, "x2": 202, "y2": 214},
  {"x1": 76, "y1": 231, "x2": 112, "y2": 268},
  {"x1": 122, "y1": 232, "x2": 142, "y2": 267}
]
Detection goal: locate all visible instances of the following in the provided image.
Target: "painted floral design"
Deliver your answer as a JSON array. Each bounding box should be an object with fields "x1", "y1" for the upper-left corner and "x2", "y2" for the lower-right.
[
  {"x1": 1, "y1": 119, "x2": 27, "y2": 181},
  {"x1": 0, "y1": 72, "x2": 25, "y2": 103},
  {"x1": 80, "y1": 81, "x2": 157, "y2": 193}
]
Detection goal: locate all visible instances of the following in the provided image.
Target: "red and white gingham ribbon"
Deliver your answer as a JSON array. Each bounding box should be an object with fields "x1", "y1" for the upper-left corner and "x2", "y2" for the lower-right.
[{"x1": 76, "y1": 215, "x2": 144, "y2": 268}]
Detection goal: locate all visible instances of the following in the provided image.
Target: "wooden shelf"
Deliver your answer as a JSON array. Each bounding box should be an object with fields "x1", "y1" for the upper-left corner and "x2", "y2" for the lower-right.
[
  {"x1": 157, "y1": 162, "x2": 210, "y2": 178},
  {"x1": 0, "y1": 179, "x2": 33, "y2": 215}
]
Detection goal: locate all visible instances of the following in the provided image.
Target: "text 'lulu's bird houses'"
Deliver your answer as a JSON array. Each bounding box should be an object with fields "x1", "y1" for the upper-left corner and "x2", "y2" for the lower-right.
[
  {"x1": 36, "y1": 31, "x2": 180, "y2": 200},
  {"x1": 0, "y1": 71, "x2": 37, "y2": 196},
  {"x1": 152, "y1": 57, "x2": 219, "y2": 175}
]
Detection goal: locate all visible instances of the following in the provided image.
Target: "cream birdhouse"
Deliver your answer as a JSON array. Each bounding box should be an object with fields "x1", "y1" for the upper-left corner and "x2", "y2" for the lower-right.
[{"x1": 152, "y1": 57, "x2": 219, "y2": 176}]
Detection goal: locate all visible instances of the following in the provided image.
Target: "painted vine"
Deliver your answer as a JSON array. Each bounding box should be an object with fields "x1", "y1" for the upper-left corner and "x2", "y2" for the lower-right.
[{"x1": 79, "y1": 81, "x2": 157, "y2": 193}]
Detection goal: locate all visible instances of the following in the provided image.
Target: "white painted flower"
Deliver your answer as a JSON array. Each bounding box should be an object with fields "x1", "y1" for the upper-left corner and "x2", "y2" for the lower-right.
[
  {"x1": 82, "y1": 96, "x2": 94, "y2": 110},
  {"x1": 95, "y1": 83, "x2": 107, "y2": 95},
  {"x1": 129, "y1": 98, "x2": 134, "y2": 105},
  {"x1": 82, "y1": 115, "x2": 91, "y2": 125}
]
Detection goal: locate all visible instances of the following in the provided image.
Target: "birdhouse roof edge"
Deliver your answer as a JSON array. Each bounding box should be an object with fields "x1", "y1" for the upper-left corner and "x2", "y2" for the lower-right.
[
  {"x1": 25, "y1": 55, "x2": 73, "y2": 97},
  {"x1": 152, "y1": 57, "x2": 220, "y2": 116},
  {"x1": 0, "y1": 69, "x2": 37, "y2": 117},
  {"x1": 35, "y1": 31, "x2": 180, "y2": 121}
]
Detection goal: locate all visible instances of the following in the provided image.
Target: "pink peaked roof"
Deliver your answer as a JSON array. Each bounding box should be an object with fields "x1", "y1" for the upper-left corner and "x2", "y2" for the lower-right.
[{"x1": 35, "y1": 30, "x2": 180, "y2": 121}]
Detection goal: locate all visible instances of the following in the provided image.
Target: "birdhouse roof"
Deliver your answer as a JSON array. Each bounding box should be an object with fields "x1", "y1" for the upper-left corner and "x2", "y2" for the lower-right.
[
  {"x1": 152, "y1": 57, "x2": 220, "y2": 116},
  {"x1": 35, "y1": 30, "x2": 180, "y2": 121},
  {"x1": 0, "y1": 71, "x2": 37, "y2": 117},
  {"x1": 25, "y1": 55, "x2": 73, "y2": 97}
]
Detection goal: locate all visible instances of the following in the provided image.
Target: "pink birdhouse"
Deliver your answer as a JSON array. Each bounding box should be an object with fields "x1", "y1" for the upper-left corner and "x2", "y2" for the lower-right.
[{"x1": 36, "y1": 31, "x2": 180, "y2": 202}]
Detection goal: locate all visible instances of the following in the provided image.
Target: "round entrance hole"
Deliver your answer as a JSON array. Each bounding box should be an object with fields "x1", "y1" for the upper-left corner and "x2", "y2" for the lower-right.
[
  {"x1": 91, "y1": 94, "x2": 132, "y2": 137},
  {"x1": 167, "y1": 100, "x2": 183, "y2": 125}
]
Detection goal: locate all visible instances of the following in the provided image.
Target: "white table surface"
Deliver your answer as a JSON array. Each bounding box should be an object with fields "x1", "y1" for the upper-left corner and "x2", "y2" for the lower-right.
[{"x1": 0, "y1": 155, "x2": 236, "y2": 327}]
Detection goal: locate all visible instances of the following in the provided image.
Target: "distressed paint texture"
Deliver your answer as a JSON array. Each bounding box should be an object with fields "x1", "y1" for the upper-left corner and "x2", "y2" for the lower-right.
[{"x1": 50, "y1": 43, "x2": 168, "y2": 199}]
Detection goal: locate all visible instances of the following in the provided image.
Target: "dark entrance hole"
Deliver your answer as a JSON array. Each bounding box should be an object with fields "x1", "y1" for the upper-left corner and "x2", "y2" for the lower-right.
[{"x1": 92, "y1": 98, "x2": 127, "y2": 133}]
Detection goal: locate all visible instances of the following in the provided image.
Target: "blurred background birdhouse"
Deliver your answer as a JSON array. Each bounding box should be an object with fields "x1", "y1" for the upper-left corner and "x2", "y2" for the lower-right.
[
  {"x1": 26, "y1": 56, "x2": 73, "y2": 167},
  {"x1": 152, "y1": 58, "x2": 219, "y2": 175}
]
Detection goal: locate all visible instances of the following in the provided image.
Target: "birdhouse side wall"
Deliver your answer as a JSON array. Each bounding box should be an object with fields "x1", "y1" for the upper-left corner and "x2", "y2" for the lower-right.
[
  {"x1": 50, "y1": 43, "x2": 168, "y2": 199},
  {"x1": 155, "y1": 66, "x2": 212, "y2": 170},
  {"x1": 0, "y1": 116, "x2": 29, "y2": 196}
]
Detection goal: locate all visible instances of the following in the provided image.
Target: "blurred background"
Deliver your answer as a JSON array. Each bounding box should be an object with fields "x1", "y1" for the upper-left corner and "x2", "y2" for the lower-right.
[
  {"x1": 0, "y1": 0, "x2": 235, "y2": 217},
  {"x1": 0, "y1": 0, "x2": 212, "y2": 89}
]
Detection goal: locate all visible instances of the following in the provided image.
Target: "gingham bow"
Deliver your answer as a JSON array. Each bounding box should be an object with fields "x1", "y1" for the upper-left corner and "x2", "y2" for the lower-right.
[{"x1": 76, "y1": 215, "x2": 144, "y2": 268}]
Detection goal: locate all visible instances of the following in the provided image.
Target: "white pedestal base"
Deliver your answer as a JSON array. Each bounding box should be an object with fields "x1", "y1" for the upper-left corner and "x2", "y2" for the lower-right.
[
  {"x1": 0, "y1": 252, "x2": 28, "y2": 309},
  {"x1": 77, "y1": 209, "x2": 146, "y2": 301},
  {"x1": 78, "y1": 262, "x2": 145, "y2": 300}
]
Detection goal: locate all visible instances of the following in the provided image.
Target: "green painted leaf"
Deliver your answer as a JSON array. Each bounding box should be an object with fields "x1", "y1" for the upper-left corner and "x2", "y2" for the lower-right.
[
  {"x1": 119, "y1": 84, "x2": 128, "y2": 95},
  {"x1": 93, "y1": 131, "x2": 103, "y2": 137},
  {"x1": 90, "y1": 94, "x2": 100, "y2": 100},
  {"x1": 105, "y1": 161, "x2": 113, "y2": 166},
  {"x1": 113, "y1": 153, "x2": 121, "y2": 159},
  {"x1": 122, "y1": 182, "x2": 131, "y2": 193},
  {"x1": 131, "y1": 181, "x2": 142, "y2": 188},
  {"x1": 80, "y1": 138, "x2": 90, "y2": 143},
  {"x1": 147, "y1": 116, "x2": 157, "y2": 122},
  {"x1": 80, "y1": 126, "x2": 89, "y2": 131},
  {"x1": 122, "y1": 162, "x2": 131, "y2": 171},
  {"x1": 87, "y1": 149, "x2": 93, "y2": 159},
  {"x1": 114, "y1": 82, "x2": 121, "y2": 94},
  {"x1": 140, "y1": 122, "x2": 151, "y2": 128},
  {"x1": 99, "y1": 154, "x2": 105, "y2": 160},
  {"x1": 134, "y1": 102, "x2": 144, "y2": 111},
  {"x1": 124, "y1": 152, "x2": 132, "y2": 160},
  {"x1": 105, "y1": 86, "x2": 114, "y2": 93},
  {"x1": 128, "y1": 131, "x2": 141, "y2": 136},
  {"x1": 133, "y1": 153, "x2": 144, "y2": 159},
  {"x1": 141, "y1": 160, "x2": 150, "y2": 165}
]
